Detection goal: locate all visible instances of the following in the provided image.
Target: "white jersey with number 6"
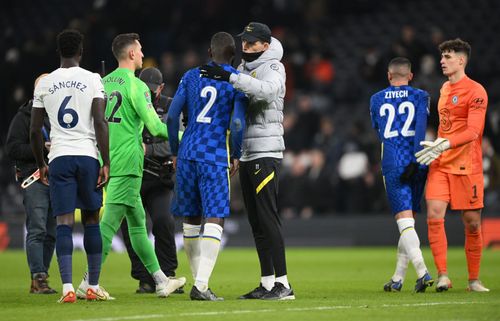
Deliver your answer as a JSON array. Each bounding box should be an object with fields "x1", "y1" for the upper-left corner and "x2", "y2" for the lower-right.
[{"x1": 33, "y1": 67, "x2": 105, "y2": 163}]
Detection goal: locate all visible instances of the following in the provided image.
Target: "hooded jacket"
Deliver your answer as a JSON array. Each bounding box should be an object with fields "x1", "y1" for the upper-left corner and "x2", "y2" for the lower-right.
[
  {"x1": 229, "y1": 37, "x2": 286, "y2": 161},
  {"x1": 5, "y1": 100, "x2": 49, "y2": 179}
]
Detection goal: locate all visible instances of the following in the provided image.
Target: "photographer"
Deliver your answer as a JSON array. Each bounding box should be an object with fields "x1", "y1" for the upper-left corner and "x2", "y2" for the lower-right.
[
  {"x1": 119, "y1": 67, "x2": 181, "y2": 293},
  {"x1": 5, "y1": 74, "x2": 57, "y2": 294}
]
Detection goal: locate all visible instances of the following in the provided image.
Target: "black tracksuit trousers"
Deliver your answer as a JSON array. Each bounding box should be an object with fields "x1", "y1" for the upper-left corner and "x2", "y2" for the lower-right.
[{"x1": 239, "y1": 157, "x2": 287, "y2": 277}]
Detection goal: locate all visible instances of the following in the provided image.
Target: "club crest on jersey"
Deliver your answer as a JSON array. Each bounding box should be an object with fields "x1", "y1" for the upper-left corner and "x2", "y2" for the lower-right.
[{"x1": 452, "y1": 96, "x2": 458, "y2": 104}]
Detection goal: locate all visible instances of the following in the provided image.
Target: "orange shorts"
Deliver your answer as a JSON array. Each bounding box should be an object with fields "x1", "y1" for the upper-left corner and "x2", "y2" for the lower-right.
[{"x1": 425, "y1": 166, "x2": 484, "y2": 210}]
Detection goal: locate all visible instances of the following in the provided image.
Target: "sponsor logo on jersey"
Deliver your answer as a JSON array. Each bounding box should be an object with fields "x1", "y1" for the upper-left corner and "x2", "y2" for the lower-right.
[
  {"x1": 471, "y1": 97, "x2": 485, "y2": 110},
  {"x1": 439, "y1": 108, "x2": 452, "y2": 132}
]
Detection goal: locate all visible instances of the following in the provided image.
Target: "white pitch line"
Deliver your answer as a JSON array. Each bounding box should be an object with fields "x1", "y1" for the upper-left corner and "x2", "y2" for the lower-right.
[{"x1": 69, "y1": 301, "x2": 487, "y2": 321}]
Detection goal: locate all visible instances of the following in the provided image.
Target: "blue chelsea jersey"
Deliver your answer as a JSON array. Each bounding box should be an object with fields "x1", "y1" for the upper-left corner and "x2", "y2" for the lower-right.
[
  {"x1": 167, "y1": 63, "x2": 247, "y2": 167},
  {"x1": 370, "y1": 85, "x2": 430, "y2": 173}
]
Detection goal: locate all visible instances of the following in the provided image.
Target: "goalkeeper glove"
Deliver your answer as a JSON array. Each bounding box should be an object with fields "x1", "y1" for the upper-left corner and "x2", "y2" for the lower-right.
[
  {"x1": 199, "y1": 64, "x2": 231, "y2": 82},
  {"x1": 400, "y1": 162, "x2": 419, "y2": 183},
  {"x1": 415, "y1": 138, "x2": 450, "y2": 166}
]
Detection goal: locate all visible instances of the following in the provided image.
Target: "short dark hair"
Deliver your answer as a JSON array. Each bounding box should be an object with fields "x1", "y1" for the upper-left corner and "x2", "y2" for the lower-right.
[
  {"x1": 57, "y1": 29, "x2": 83, "y2": 58},
  {"x1": 388, "y1": 57, "x2": 412, "y2": 71},
  {"x1": 210, "y1": 32, "x2": 235, "y2": 60},
  {"x1": 439, "y1": 38, "x2": 471, "y2": 59},
  {"x1": 112, "y1": 33, "x2": 140, "y2": 60}
]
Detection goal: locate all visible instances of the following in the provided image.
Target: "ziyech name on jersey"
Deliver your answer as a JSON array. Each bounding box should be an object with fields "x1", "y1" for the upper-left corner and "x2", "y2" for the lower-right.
[{"x1": 384, "y1": 90, "x2": 408, "y2": 99}]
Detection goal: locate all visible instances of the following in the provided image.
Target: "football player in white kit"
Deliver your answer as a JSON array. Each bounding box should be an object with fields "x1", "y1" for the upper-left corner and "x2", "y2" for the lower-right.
[{"x1": 30, "y1": 29, "x2": 110, "y2": 303}]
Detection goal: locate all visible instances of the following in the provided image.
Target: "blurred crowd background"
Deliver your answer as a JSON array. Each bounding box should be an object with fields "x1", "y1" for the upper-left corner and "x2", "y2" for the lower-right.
[{"x1": 2, "y1": 0, "x2": 500, "y2": 224}]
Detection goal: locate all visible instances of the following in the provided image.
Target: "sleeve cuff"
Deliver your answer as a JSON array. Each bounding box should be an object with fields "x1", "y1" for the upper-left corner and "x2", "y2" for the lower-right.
[{"x1": 229, "y1": 73, "x2": 238, "y2": 84}]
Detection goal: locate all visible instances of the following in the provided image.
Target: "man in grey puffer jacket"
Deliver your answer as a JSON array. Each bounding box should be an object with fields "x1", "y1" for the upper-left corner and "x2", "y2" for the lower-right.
[{"x1": 200, "y1": 22, "x2": 294, "y2": 300}]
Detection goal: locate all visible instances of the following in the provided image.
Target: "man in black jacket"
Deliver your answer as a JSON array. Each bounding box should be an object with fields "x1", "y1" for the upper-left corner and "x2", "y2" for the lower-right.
[
  {"x1": 119, "y1": 67, "x2": 181, "y2": 293},
  {"x1": 5, "y1": 74, "x2": 56, "y2": 294}
]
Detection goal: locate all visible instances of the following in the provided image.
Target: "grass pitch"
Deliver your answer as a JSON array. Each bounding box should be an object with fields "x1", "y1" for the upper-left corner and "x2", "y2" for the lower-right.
[{"x1": 1, "y1": 247, "x2": 499, "y2": 321}]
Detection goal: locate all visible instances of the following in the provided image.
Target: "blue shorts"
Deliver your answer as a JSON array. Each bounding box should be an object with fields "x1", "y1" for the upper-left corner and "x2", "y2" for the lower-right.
[
  {"x1": 49, "y1": 156, "x2": 102, "y2": 216},
  {"x1": 384, "y1": 166, "x2": 427, "y2": 215},
  {"x1": 171, "y1": 159, "x2": 230, "y2": 218}
]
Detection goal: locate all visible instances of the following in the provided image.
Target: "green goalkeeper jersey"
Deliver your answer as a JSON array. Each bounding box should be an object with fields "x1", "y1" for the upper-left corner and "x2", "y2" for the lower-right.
[{"x1": 103, "y1": 68, "x2": 168, "y2": 177}]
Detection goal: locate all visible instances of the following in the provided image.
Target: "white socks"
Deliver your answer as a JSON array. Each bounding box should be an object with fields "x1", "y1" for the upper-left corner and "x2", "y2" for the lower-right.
[
  {"x1": 261, "y1": 275, "x2": 275, "y2": 291},
  {"x1": 152, "y1": 270, "x2": 168, "y2": 285},
  {"x1": 276, "y1": 275, "x2": 290, "y2": 289},
  {"x1": 63, "y1": 283, "x2": 74, "y2": 295},
  {"x1": 397, "y1": 218, "x2": 428, "y2": 278},
  {"x1": 183, "y1": 223, "x2": 201, "y2": 280},
  {"x1": 194, "y1": 223, "x2": 223, "y2": 292},
  {"x1": 392, "y1": 236, "x2": 409, "y2": 282}
]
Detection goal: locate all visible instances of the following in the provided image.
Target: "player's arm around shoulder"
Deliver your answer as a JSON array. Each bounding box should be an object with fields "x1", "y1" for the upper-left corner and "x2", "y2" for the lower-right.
[{"x1": 229, "y1": 61, "x2": 284, "y2": 103}]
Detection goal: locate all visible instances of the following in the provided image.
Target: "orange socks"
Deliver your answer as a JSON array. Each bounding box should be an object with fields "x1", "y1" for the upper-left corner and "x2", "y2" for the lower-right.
[
  {"x1": 427, "y1": 218, "x2": 447, "y2": 275},
  {"x1": 465, "y1": 226, "x2": 483, "y2": 280}
]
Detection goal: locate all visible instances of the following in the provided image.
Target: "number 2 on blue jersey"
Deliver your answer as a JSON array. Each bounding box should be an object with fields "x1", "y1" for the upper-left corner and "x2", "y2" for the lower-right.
[
  {"x1": 196, "y1": 86, "x2": 217, "y2": 124},
  {"x1": 379, "y1": 101, "x2": 415, "y2": 138}
]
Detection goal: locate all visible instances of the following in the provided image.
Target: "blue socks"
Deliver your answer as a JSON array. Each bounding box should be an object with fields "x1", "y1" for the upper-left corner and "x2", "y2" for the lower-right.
[
  {"x1": 83, "y1": 224, "x2": 102, "y2": 286},
  {"x1": 56, "y1": 225, "x2": 73, "y2": 284}
]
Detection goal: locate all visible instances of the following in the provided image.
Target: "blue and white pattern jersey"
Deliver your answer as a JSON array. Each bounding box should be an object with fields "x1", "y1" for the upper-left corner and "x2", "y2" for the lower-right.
[
  {"x1": 167, "y1": 63, "x2": 247, "y2": 167},
  {"x1": 370, "y1": 85, "x2": 429, "y2": 174}
]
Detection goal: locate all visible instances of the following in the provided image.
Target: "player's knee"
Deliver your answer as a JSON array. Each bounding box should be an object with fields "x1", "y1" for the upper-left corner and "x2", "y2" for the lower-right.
[
  {"x1": 185, "y1": 216, "x2": 202, "y2": 225},
  {"x1": 56, "y1": 213, "x2": 75, "y2": 227},
  {"x1": 466, "y1": 221, "x2": 481, "y2": 233},
  {"x1": 82, "y1": 210, "x2": 100, "y2": 225},
  {"x1": 206, "y1": 217, "x2": 224, "y2": 228},
  {"x1": 426, "y1": 206, "x2": 445, "y2": 219}
]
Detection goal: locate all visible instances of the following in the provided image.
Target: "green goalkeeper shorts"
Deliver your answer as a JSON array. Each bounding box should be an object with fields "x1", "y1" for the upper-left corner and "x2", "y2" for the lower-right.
[{"x1": 105, "y1": 175, "x2": 142, "y2": 207}]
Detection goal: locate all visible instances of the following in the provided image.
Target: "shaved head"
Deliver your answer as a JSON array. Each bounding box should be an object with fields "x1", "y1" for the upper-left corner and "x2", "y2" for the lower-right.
[
  {"x1": 210, "y1": 32, "x2": 236, "y2": 62},
  {"x1": 388, "y1": 57, "x2": 412, "y2": 78},
  {"x1": 387, "y1": 57, "x2": 413, "y2": 85}
]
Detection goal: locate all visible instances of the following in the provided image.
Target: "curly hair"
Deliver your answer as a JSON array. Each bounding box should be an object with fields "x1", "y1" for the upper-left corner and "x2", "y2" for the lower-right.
[
  {"x1": 57, "y1": 29, "x2": 83, "y2": 58},
  {"x1": 439, "y1": 38, "x2": 471, "y2": 59}
]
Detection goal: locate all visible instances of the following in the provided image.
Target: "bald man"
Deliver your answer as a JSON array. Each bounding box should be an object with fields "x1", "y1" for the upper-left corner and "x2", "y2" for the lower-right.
[{"x1": 6, "y1": 73, "x2": 57, "y2": 294}]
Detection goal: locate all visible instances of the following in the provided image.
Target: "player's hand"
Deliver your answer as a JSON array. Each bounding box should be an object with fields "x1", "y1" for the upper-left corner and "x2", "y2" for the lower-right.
[
  {"x1": 97, "y1": 164, "x2": 109, "y2": 189},
  {"x1": 400, "y1": 162, "x2": 419, "y2": 183},
  {"x1": 39, "y1": 165, "x2": 49, "y2": 186},
  {"x1": 172, "y1": 156, "x2": 177, "y2": 171},
  {"x1": 229, "y1": 158, "x2": 240, "y2": 177},
  {"x1": 199, "y1": 64, "x2": 231, "y2": 82},
  {"x1": 415, "y1": 138, "x2": 450, "y2": 166}
]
